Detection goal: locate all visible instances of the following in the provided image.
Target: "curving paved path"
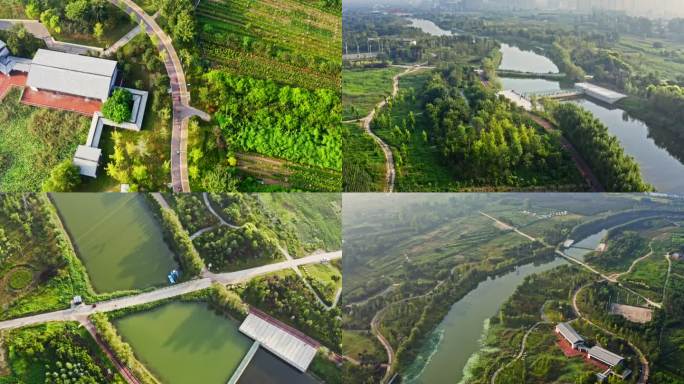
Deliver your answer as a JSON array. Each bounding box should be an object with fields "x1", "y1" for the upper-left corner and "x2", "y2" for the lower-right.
[{"x1": 108, "y1": 0, "x2": 210, "y2": 192}]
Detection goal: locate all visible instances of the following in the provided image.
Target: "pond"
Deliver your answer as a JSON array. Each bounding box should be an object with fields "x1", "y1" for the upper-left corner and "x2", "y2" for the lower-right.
[
  {"x1": 51, "y1": 193, "x2": 177, "y2": 293},
  {"x1": 114, "y1": 301, "x2": 253, "y2": 384},
  {"x1": 403, "y1": 258, "x2": 567, "y2": 383},
  {"x1": 406, "y1": 18, "x2": 453, "y2": 36}
]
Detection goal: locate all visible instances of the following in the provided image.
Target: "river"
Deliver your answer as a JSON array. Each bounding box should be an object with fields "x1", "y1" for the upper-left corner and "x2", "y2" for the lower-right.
[
  {"x1": 404, "y1": 258, "x2": 567, "y2": 383},
  {"x1": 406, "y1": 17, "x2": 454, "y2": 36},
  {"x1": 498, "y1": 45, "x2": 684, "y2": 193},
  {"x1": 405, "y1": 223, "x2": 610, "y2": 383}
]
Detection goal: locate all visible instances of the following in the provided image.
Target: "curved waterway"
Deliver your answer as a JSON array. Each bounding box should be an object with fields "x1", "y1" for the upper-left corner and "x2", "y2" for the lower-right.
[
  {"x1": 498, "y1": 43, "x2": 559, "y2": 74},
  {"x1": 406, "y1": 18, "x2": 454, "y2": 36},
  {"x1": 498, "y1": 45, "x2": 684, "y2": 193},
  {"x1": 404, "y1": 258, "x2": 567, "y2": 383}
]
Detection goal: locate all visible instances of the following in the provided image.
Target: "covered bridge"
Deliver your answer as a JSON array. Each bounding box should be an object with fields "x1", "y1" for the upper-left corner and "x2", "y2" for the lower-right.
[{"x1": 239, "y1": 308, "x2": 319, "y2": 372}]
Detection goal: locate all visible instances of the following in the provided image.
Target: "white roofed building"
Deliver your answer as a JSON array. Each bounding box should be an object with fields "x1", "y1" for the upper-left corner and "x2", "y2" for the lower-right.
[
  {"x1": 588, "y1": 346, "x2": 624, "y2": 367},
  {"x1": 26, "y1": 49, "x2": 117, "y2": 101},
  {"x1": 239, "y1": 309, "x2": 320, "y2": 372},
  {"x1": 556, "y1": 322, "x2": 585, "y2": 349}
]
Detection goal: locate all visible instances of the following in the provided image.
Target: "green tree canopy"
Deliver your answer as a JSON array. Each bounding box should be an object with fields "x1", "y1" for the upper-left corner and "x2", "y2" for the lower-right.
[{"x1": 102, "y1": 88, "x2": 133, "y2": 123}]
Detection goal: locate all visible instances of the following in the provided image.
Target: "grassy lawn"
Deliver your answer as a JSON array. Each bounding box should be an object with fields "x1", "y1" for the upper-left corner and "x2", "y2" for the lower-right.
[
  {"x1": 0, "y1": 89, "x2": 89, "y2": 192},
  {"x1": 343, "y1": 67, "x2": 405, "y2": 120},
  {"x1": 301, "y1": 261, "x2": 342, "y2": 305},
  {"x1": 372, "y1": 70, "x2": 465, "y2": 191},
  {"x1": 258, "y1": 193, "x2": 342, "y2": 254},
  {"x1": 342, "y1": 122, "x2": 386, "y2": 192},
  {"x1": 619, "y1": 251, "x2": 669, "y2": 302},
  {"x1": 616, "y1": 35, "x2": 684, "y2": 82},
  {"x1": 342, "y1": 330, "x2": 384, "y2": 362},
  {"x1": 0, "y1": 0, "x2": 25, "y2": 18}
]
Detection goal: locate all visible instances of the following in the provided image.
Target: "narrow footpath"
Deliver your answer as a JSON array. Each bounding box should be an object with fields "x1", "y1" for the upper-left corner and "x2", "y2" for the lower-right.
[{"x1": 360, "y1": 64, "x2": 428, "y2": 193}]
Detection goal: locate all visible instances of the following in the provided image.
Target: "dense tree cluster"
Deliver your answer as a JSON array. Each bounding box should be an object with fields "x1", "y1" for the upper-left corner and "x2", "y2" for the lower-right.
[
  {"x1": 21, "y1": 0, "x2": 128, "y2": 39},
  {"x1": 645, "y1": 84, "x2": 684, "y2": 126},
  {"x1": 194, "y1": 223, "x2": 279, "y2": 272},
  {"x1": 42, "y1": 159, "x2": 81, "y2": 192},
  {"x1": 6, "y1": 322, "x2": 123, "y2": 383},
  {"x1": 157, "y1": 208, "x2": 205, "y2": 277},
  {"x1": 0, "y1": 25, "x2": 45, "y2": 57},
  {"x1": 549, "y1": 102, "x2": 651, "y2": 192},
  {"x1": 198, "y1": 71, "x2": 341, "y2": 170},
  {"x1": 243, "y1": 274, "x2": 341, "y2": 350},
  {"x1": 208, "y1": 282, "x2": 248, "y2": 320},
  {"x1": 585, "y1": 231, "x2": 649, "y2": 272},
  {"x1": 171, "y1": 194, "x2": 218, "y2": 234},
  {"x1": 415, "y1": 67, "x2": 573, "y2": 187}
]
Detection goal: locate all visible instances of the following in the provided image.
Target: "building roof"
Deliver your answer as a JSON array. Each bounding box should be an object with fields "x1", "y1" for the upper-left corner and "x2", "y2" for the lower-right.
[
  {"x1": 239, "y1": 311, "x2": 318, "y2": 372},
  {"x1": 73, "y1": 145, "x2": 101, "y2": 178},
  {"x1": 556, "y1": 322, "x2": 584, "y2": 345},
  {"x1": 575, "y1": 82, "x2": 627, "y2": 102},
  {"x1": 0, "y1": 40, "x2": 6, "y2": 52},
  {"x1": 588, "y1": 346, "x2": 624, "y2": 367},
  {"x1": 26, "y1": 49, "x2": 116, "y2": 100}
]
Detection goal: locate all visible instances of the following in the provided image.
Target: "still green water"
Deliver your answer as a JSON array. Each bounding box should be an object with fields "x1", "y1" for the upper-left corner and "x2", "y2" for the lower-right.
[
  {"x1": 405, "y1": 258, "x2": 567, "y2": 383},
  {"x1": 499, "y1": 43, "x2": 559, "y2": 73},
  {"x1": 51, "y1": 193, "x2": 177, "y2": 292},
  {"x1": 238, "y1": 349, "x2": 320, "y2": 384},
  {"x1": 114, "y1": 301, "x2": 252, "y2": 384}
]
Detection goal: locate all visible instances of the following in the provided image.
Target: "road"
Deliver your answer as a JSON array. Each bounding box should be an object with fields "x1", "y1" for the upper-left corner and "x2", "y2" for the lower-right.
[
  {"x1": 198, "y1": 193, "x2": 337, "y2": 310},
  {"x1": 0, "y1": 251, "x2": 341, "y2": 331},
  {"x1": 572, "y1": 283, "x2": 649, "y2": 384},
  {"x1": 479, "y1": 211, "x2": 662, "y2": 308},
  {"x1": 359, "y1": 65, "x2": 428, "y2": 193},
  {"x1": 108, "y1": 0, "x2": 210, "y2": 192}
]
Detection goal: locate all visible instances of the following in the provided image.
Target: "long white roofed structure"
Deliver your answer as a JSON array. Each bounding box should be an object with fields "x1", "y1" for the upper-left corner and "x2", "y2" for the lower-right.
[
  {"x1": 26, "y1": 49, "x2": 117, "y2": 101},
  {"x1": 588, "y1": 346, "x2": 624, "y2": 367},
  {"x1": 239, "y1": 309, "x2": 319, "y2": 372},
  {"x1": 556, "y1": 322, "x2": 585, "y2": 349}
]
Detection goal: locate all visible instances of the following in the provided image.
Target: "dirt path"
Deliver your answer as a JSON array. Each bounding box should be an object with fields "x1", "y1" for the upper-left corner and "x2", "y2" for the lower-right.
[
  {"x1": 608, "y1": 244, "x2": 653, "y2": 281},
  {"x1": 490, "y1": 321, "x2": 549, "y2": 384},
  {"x1": 360, "y1": 65, "x2": 428, "y2": 193},
  {"x1": 526, "y1": 113, "x2": 605, "y2": 192}
]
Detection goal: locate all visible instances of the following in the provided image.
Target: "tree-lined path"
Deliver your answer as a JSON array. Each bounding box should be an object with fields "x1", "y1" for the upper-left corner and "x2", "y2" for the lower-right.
[{"x1": 108, "y1": 0, "x2": 210, "y2": 192}]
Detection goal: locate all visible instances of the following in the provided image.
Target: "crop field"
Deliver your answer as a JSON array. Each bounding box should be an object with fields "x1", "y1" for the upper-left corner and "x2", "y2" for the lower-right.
[
  {"x1": 342, "y1": 123, "x2": 386, "y2": 192},
  {"x1": 0, "y1": 89, "x2": 89, "y2": 192},
  {"x1": 196, "y1": 0, "x2": 341, "y2": 90},
  {"x1": 342, "y1": 67, "x2": 404, "y2": 120}
]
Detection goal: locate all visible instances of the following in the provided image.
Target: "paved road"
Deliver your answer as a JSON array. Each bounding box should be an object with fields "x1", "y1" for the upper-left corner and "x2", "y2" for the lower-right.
[
  {"x1": 108, "y1": 0, "x2": 210, "y2": 192},
  {"x1": 0, "y1": 251, "x2": 341, "y2": 331},
  {"x1": 479, "y1": 211, "x2": 662, "y2": 308}
]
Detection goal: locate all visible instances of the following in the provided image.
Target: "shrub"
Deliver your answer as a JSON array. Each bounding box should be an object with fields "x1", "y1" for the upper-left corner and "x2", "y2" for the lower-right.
[
  {"x1": 42, "y1": 159, "x2": 81, "y2": 192},
  {"x1": 103, "y1": 88, "x2": 133, "y2": 123}
]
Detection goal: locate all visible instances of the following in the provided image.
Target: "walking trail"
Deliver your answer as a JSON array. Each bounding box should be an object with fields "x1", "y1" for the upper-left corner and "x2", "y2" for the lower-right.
[
  {"x1": 108, "y1": 0, "x2": 210, "y2": 193},
  {"x1": 360, "y1": 64, "x2": 429, "y2": 193}
]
